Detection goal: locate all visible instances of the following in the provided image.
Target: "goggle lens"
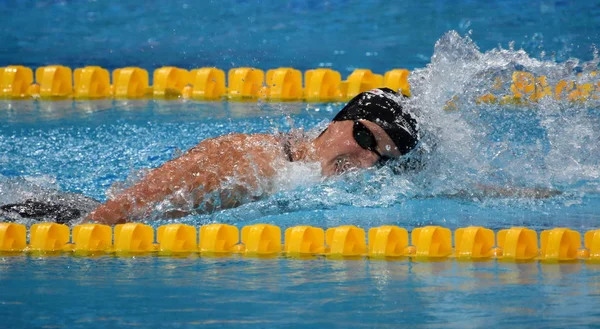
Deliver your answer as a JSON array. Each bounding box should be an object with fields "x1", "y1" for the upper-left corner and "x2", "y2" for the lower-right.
[{"x1": 353, "y1": 121, "x2": 390, "y2": 165}]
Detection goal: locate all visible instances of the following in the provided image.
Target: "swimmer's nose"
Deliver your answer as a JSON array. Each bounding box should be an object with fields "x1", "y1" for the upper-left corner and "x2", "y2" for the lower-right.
[{"x1": 360, "y1": 149, "x2": 382, "y2": 168}]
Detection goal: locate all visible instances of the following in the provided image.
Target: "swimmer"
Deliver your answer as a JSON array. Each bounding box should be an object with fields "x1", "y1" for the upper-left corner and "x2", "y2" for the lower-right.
[
  {"x1": 0, "y1": 87, "x2": 557, "y2": 225},
  {"x1": 84, "y1": 87, "x2": 419, "y2": 225}
]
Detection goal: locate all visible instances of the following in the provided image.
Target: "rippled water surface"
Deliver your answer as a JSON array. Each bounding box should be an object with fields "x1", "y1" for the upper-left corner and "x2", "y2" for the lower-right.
[
  {"x1": 2, "y1": 0, "x2": 600, "y2": 328},
  {"x1": 1, "y1": 0, "x2": 599, "y2": 72},
  {"x1": 2, "y1": 256, "x2": 600, "y2": 329}
]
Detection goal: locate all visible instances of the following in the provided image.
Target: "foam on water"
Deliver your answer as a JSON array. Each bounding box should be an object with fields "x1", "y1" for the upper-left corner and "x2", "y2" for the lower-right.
[
  {"x1": 405, "y1": 31, "x2": 599, "y2": 193},
  {"x1": 231, "y1": 31, "x2": 600, "y2": 225},
  {"x1": 260, "y1": 32, "x2": 600, "y2": 206}
]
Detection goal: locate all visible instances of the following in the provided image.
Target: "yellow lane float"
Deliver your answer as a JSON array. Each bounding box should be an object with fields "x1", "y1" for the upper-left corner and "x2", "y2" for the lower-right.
[
  {"x1": 540, "y1": 228, "x2": 581, "y2": 262},
  {"x1": 29, "y1": 223, "x2": 70, "y2": 252},
  {"x1": 454, "y1": 226, "x2": 495, "y2": 260},
  {"x1": 304, "y1": 68, "x2": 341, "y2": 102},
  {"x1": 189, "y1": 67, "x2": 226, "y2": 100},
  {"x1": 411, "y1": 226, "x2": 452, "y2": 259},
  {"x1": 496, "y1": 227, "x2": 538, "y2": 261},
  {"x1": 0, "y1": 223, "x2": 27, "y2": 251},
  {"x1": 2, "y1": 64, "x2": 597, "y2": 103},
  {"x1": 74, "y1": 66, "x2": 111, "y2": 99},
  {"x1": 152, "y1": 66, "x2": 190, "y2": 98},
  {"x1": 0, "y1": 65, "x2": 33, "y2": 98},
  {"x1": 339, "y1": 69, "x2": 384, "y2": 101},
  {"x1": 113, "y1": 67, "x2": 150, "y2": 98},
  {"x1": 383, "y1": 69, "x2": 411, "y2": 97},
  {"x1": 2, "y1": 222, "x2": 600, "y2": 262},
  {"x1": 157, "y1": 224, "x2": 197, "y2": 253},
  {"x1": 228, "y1": 67, "x2": 265, "y2": 100},
  {"x1": 368, "y1": 225, "x2": 408, "y2": 258},
  {"x1": 114, "y1": 223, "x2": 155, "y2": 253},
  {"x1": 35, "y1": 65, "x2": 73, "y2": 99},
  {"x1": 266, "y1": 67, "x2": 303, "y2": 101},
  {"x1": 326, "y1": 225, "x2": 366, "y2": 258},
  {"x1": 199, "y1": 223, "x2": 239, "y2": 253},
  {"x1": 284, "y1": 226, "x2": 325, "y2": 256},
  {"x1": 584, "y1": 230, "x2": 600, "y2": 261},
  {"x1": 72, "y1": 224, "x2": 112, "y2": 252},
  {"x1": 241, "y1": 224, "x2": 282, "y2": 255}
]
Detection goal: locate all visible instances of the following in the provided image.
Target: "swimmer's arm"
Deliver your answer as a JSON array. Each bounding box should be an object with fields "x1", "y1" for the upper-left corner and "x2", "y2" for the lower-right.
[
  {"x1": 86, "y1": 147, "x2": 219, "y2": 225},
  {"x1": 461, "y1": 184, "x2": 561, "y2": 199},
  {"x1": 86, "y1": 134, "x2": 278, "y2": 225}
]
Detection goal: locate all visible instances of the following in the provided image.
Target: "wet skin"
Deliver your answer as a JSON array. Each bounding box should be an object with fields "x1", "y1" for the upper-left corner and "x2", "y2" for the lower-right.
[
  {"x1": 312, "y1": 120, "x2": 401, "y2": 176},
  {"x1": 86, "y1": 120, "x2": 398, "y2": 225}
]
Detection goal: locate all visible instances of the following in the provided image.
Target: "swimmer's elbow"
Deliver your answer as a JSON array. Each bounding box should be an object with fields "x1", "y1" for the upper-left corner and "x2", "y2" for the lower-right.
[
  {"x1": 194, "y1": 185, "x2": 255, "y2": 213},
  {"x1": 86, "y1": 196, "x2": 143, "y2": 225},
  {"x1": 86, "y1": 205, "x2": 125, "y2": 225}
]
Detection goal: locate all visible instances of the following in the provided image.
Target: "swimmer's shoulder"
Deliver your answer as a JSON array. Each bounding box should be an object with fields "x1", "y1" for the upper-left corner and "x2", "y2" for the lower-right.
[
  {"x1": 186, "y1": 133, "x2": 284, "y2": 165},
  {"x1": 216, "y1": 133, "x2": 281, "y2": 151},
  {"x1": 188, "y1": 133, "x2": 279, "y2": 152}
]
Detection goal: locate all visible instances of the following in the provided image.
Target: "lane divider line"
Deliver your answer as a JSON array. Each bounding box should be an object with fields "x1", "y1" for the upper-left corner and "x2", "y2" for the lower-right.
[{"x1": 1, "y1": 222, "x2": 599, "y2": 262}]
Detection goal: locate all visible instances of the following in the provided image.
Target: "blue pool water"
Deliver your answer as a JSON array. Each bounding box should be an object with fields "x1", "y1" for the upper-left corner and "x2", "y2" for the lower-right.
[
  {"x1": 2, "y1": 0, "x2": 600, "y2": 328},
  {"x1": 1, "y1": 0, "x2": 599, "y2": 73},
  {"x1": 2, "y1": 256, "x2": 600, "y2": 328}
]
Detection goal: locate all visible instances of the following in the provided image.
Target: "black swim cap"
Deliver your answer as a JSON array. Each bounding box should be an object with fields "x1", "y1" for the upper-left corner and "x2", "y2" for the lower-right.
[{"x1": 332, "y1": 87, "x2": 419, "y2": 155}]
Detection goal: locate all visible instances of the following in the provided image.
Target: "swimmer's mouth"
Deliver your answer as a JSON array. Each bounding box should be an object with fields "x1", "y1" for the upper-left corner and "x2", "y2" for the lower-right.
[{"x1": 334, "y1": 157, "x2": 353, "y2": 175}]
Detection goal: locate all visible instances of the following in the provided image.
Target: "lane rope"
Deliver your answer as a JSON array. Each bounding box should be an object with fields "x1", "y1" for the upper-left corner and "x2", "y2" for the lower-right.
[
  {"x1": 1, "y1": 65, "x2": 598, "y2": 104},
  {"x1": 1, "y1": 222, "x2": 598, "y2": 262}
]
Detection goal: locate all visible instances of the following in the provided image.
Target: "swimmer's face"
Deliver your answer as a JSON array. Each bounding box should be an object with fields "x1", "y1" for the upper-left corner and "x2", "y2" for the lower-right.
[{"x1": 314, "y1": 120, "x2": 401, "y2": 176}]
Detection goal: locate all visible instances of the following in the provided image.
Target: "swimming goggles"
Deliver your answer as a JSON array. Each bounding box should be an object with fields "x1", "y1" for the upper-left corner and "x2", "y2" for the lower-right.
[{"x1": 353, "y1": 121, "x2": 392, "y2": 164}]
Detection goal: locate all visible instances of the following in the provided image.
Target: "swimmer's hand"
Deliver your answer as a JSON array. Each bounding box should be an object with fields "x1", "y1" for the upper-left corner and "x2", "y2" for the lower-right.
[
  {"x1": 469, "y1": 184, "x2": 561, "y2": 199},
  {"x1": 443, "y1": 184, "x2": 562, "y2": 200}
]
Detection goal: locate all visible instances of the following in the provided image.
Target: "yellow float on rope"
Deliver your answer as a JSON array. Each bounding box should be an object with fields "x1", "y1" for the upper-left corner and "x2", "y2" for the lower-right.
[
  {"x1": 114, "y1": 223, "x2": 155, "y2": 253},
  {"x1": 325, "y1": 225, "x2": 366, "y2": 257},
  {"x1": 510, "y1": 71, "x2": 536, "y2": 101},
  {"x1": 241, "y1": 224, "x2": 281, "y2": 255},
  {"x1": 584, "y1": 230, "x2": 600, "y2": 261},
  {"x1": 304, "y1": 68, "x2": 341, "y2": 102},
  {"x1": 227, "y1": 67, "x2": 265, "y2": 100},
  {"x1": 367, "y1": 225, "x2": 409, "y2": 258},
  {"x1": 266, "y1": 67, "x2": 303, "y2": 101},
  {"x1": 157, "y1": 224, "x2": 197, "y2": 253},
  {"x1": 383, "y1": 69, "x2": 411, "y2": 97},
  {"x1": 0, "y1": 223, "x2": 27, "y2": 252},
  {"x1": 112, "y1": 67, "x2": 150, "y2": 98},
  {"x1": 338, "y1": 69, "x2": 384, "y2": 101},
  {"x1": 153, "y1": 66, "x2": 190, "y2": 98},
  {"x1": 72, "y1": 224, "x2": 112, "y2": 252},
  {"x1": 74, "y1": 66, "x2": 111, "y2": 99},
  {"x1": 189, "y1": 67, "x2": 226, "y2": 100},
  {"x1": 29, "y1": 223, "x2": 71, "y2": 252},
  {"x1": 540, "y1": 228, "x2": 581, "y2": 262},
  {"x1": 36, "y1": 65, "x2": 73, "y2": 99},
  {"x1": 199, "y1": 223, "x2": 240, "y2": 253},
  {"x1": 284, "y1": 225, "x2": 325, "y2": 256},
  {"x1": 496, "y1": 227, "x2": 538, "y2": 261},
  {"x1": 454, "y1": 226, "x2": 495, "y2": 260},
  {"x1": 411, "y1": 226, "x2": 452, "y2": 259},
  {"x1": 0, "y1": 65, "x2": 33, "y2": 98}
]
